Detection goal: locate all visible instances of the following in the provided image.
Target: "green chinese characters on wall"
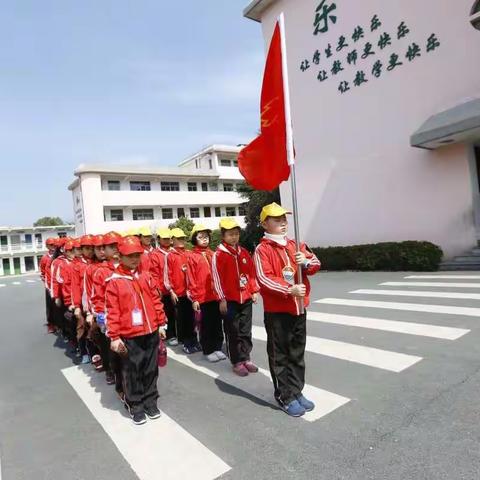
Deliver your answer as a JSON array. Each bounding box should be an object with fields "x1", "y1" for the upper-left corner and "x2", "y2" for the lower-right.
[{"x1": 302, "y1": 7, "x2": 442, "y2": 94}]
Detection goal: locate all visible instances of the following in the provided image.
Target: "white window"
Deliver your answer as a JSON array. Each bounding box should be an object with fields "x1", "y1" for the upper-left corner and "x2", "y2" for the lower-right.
[
  {"x1": 190, "y1": 207, "x2": 200, "y2": 218},
  {"x1": 177, "y1": 208, "x2": 185, "y2": 218},
  {"x1": 130, "y1": 181, "x2": 151, "y2": 191},
  {"x1": 209, "y1": 182, "x2": 218, "y2": 191},
  {"x1": 188, "y1": 182, "x2": 198, "y2": 192},
  {"x1": 133, "y1": 209, "x2": 154, "y2": 221},
  {"x1": 233, "y1": 160, "x2": 238, "y2": 167},
  {"x1": 226, "y1": 207, "x2": 236, "y2": 217},
  {"x1": 161, "y1": 182, "x2": 180, "y2": 191},
  {"x1": 162, "y1": 208, "x2": 173, "y2": 219},
  {"x1": 110, "y1": 209, "x2": 124, "y2": 221},
  {"x1": 201, "y1": 182, "x2": 208, "y2": 192},
  {"x1": 214, "y1": 207, "x2": 222, "y2": 217},
  {"x1": 223, "y1": 183, "x2": 234, "y2": 192},
  {"x1": 238, "y1": 204, "x2": 247, "y2": 216},
  {"x1": 220, "y1": 159, "x2": 231, "y2": 167},
  {"x1": 204, "y1": 207, "x2": 211, "y2": 218},
  {"x1": 107, "y1": 180, "x2": 121, "y2": 191}
]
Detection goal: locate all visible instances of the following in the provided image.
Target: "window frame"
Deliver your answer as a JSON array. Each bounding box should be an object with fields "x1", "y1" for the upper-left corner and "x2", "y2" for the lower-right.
[
  {"x1": 214, "y1": 207, "x2": 222, "y2": 217},
  {"x1": 204, "y1": 206, "x2": 212, "y2": 218},
  {"x1": 110, "y1": 209, "x2": 124, "y2": 222},
  {"x1": 223, "y1": 183, "x2": 234, "y2": 192},
  {"x1": 187, "y1": 182, "x2": 198, "y2": 192},
  {"x1": 190, "y1": 207, "x2": 200, "y2": 219},
  {"x1": 226, "y1": 207, "x2": 236, "y2": 217},
  {"x1": 132, "y1": 208, "x2": 154, "y2": 221},
  {"x1": 162, "y1": 208, "x2": 173, "y2": 220},
  {"x1": 177, "y1": 208, "x2": 185, "y2": 218},
  {"x1": 107, "y1": 180, "x2": 121, "y2": 191},
  {"x1": 160, "y1": 181, "x2": 180, "y2": 192}
]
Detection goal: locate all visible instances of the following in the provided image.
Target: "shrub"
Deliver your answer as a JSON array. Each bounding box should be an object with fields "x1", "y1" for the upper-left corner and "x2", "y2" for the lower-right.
[{"x1": 311, "y1": 241, "x2": 443, "y2": 272}]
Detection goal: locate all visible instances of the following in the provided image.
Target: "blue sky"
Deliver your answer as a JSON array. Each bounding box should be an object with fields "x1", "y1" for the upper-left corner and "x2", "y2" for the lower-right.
[{"x1": 0, "y1": 0, "x2": 264, "y2": 225}]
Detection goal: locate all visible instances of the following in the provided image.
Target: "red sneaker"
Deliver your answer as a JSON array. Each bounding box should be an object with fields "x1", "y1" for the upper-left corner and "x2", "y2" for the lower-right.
[
  {"x1": 233, "y1": 363, "x2": 249, "y2": 377},
  {"x1": 243, "y1": 361, "x2": 259, "y2": 373}
]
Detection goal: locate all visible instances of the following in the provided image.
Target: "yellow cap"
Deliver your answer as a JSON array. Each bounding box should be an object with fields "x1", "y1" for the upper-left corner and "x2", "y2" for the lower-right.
[
  {"x1": 171, "y1": 227, "x2": 187, "y2": 238},
  {"x1": 126, "y1": 227, "x2": 139, "y2": 236},
  {"x1": 156, "y1": 228, "x2": 172, "y2": 239},
  {"x1": 190, "y1": 224, "x2": 212, "y2": 240},
  {"x1": 137, "y1": 226, "x2": 152, "y2": 237},
  {"x1": 219, "y1": 218, "x2": 240, "y2": 230},
  {"x1": 260, "y1": 202, "x2": 291, "y2": 223}
]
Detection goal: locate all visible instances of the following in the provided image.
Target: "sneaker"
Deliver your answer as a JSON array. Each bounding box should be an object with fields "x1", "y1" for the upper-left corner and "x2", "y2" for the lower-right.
[
  {"x1": 167, "y1": 337, "x2": 178, "y2": 347},
  {"x1": 282, "y1": 399, "x2": 306, "y2": 417},
  {"x1": 182, "y1": 345, "x2": 196, "y2": 355},
  {"x1": 81, "y1": 354, "x2": 91, "y2": 364},
  {"x1": 233, "y1": 363, "x2": 249, "y2": 377},
  {"x1": 105, "y1": 371, "x2": 115, "y2": 385},
  {"x1": 296, "y1": 394, "x2": 315, "y2": 412},
  {"x1": 131, "y1": 411, "x2": 147, "y2": 425},
  {"x1": 214, "y1": 351, "x2": 227, "y2": 361},
  {"x1": 193, "y1": 342, "x2": 203, "y2": 353},
  {"x1": 144, "y1": 406, "x2": 161, "y2": 420},
  {"x1": 243, "y1": 361, "x2": 258, "y2": 373},
  {"x1": 206, "y1": 352, "x2": 220, "y2": 363}
]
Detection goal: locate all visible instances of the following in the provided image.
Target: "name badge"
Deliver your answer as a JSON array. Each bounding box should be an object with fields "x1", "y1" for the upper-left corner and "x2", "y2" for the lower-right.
[
  {"x1": 132, "y1": 308, "x2": 143, "y2": 326},
  {"x1": 282, "y1": 266, "x2": 295, "y2": 285},
  {"x1": 239, "y1": 274, "x2": 248, "y2": 289}
]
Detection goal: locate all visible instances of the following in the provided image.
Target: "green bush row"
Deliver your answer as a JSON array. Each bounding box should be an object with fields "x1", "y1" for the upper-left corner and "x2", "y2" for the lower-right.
[{"x1": 311, "y1": 241, "x2": 443, "y2": 272}]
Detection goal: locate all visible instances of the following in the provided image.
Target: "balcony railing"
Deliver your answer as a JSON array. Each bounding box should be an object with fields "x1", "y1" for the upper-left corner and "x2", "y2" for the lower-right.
[{"x1": 0, "y1": 243, "x2": 46, "y2": 254}]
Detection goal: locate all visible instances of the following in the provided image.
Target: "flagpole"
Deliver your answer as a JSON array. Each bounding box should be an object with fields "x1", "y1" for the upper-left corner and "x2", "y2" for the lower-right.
[{"x1": 278, "y1": 12, "x2": 304, "y2": 314}]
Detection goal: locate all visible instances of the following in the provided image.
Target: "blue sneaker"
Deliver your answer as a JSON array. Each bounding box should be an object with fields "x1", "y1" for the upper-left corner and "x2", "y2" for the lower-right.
[
  {"x1": 297, "y1": 394, "x2": 315, "y2": 412},
  {"x1": 282, "y1": 399, "x2": 306, "y2": 417}
]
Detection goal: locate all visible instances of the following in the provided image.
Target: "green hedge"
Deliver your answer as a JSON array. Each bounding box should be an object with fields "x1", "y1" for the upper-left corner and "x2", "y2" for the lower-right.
[{"x1": 311, "y1": 241, "x2": 443, "y2": 272}]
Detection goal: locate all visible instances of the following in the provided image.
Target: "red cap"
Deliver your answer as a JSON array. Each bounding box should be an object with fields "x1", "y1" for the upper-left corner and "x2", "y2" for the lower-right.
[
  {"x1": 72, "y1": 238, "x2": 81, "y2": 248},
  {"x1": 92, "y1": 235, "x2": 104, "y2": 247},
  {"x1": 80, "y1": 235, "x2": 95, "y2": 247},
  {"x1": 118, "y1": 236, "x2": 144, "y2": 255},
  {"x1": 46, "y1": 238, "x2": 56, "y2": 246},
  {"x1": 64, "y1": 240, "x2": 74, "y2": 251},
  {"x1": 103, "y1": 232, "x2": 122, "y2": 246}
]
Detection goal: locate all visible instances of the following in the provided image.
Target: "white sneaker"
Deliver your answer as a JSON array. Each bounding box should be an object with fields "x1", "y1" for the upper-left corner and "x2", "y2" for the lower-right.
[
  {"x1": 215, "y1": 351, "x2": 227, "y2": 361},
  {"x1": 167, "y1": 338, "x2": 179, "y2": 347},
  {"x1": 206, "y1": 353, "x2": 220, "y2": 363}
]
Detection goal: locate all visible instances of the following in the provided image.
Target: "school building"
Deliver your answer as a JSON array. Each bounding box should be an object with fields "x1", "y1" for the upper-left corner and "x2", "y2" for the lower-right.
[
  {"x1": 244, "y1": 0, "x2": 480, "y2": 264},
  {"x1": 0, "y1": 225, "x2": 75, "y2": 276},
  {"x1": 68, "y1": 145, "x2": 247, "y2": 235}
]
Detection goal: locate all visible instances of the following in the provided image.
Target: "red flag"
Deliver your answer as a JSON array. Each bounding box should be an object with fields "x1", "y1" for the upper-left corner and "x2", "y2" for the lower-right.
[{"x1": 238, "y1": 23, "x2": 291, "y2": 191}]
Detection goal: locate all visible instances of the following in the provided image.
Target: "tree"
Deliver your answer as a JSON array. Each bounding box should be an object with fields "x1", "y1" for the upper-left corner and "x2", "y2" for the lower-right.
[
  {"x1": 33, "y1": 216, "x2": 65, "y2": 227},
  {"x1": 168, "y1": 216, "x2": 195, "y2": 238},
  {"x1": 237, "y1": 183, "x2": 281, "y2": 252}
]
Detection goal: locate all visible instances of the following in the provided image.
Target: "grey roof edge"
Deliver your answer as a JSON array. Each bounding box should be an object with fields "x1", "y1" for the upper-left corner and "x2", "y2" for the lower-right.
[
  {"x1": 243, "y1": 0, "x2": 278, "y2": 21},
  {"x1": 410, "y1": 98, "x2": 480, "y2": 147}
]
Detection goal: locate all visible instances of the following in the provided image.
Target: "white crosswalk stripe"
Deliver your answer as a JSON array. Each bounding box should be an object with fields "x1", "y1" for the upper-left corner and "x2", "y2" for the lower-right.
[
  {"x1": 12, "y1": 281, "x2": 21, "y2": 285},
  {"x1": 315, "y1": 298, "x2": 480, "y2": 317},
  {"x1": 26, "y1": 279, "x2": 36, "y2": 283},
  {"x1": 351, "y1": 288, "x2": 480, "y2": 301},
  {"x1": 405, "y1": 275, "x2": 480, "y2": 280},
  {"x1": 252, "y1": 326, "x2": 421, "y2": 372},
  {"x1": 381, "y1": 281, "x2": 480, "y2": 289},
  {"x1": 307, "y1": 311, "x2": 469, "y2": 340},
  {"x1": 168, "y1": 348, "x2": 350, "y2": 422},
  {"x1": 0, "y1": 285, "x2": 5, "y2": 288},
  {"x1": 63, "y1": 365, "x2": 231, "y2": 480}
]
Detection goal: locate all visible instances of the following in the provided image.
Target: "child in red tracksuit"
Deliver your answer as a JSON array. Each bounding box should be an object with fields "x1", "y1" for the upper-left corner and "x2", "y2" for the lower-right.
[
  {"x1": 212, "y1": 218, "x2": 260, "y2": 376},
  {"x1": 187, "y1": 225, "x2": 226, "y2": 363},
  {"x1": 164, "y1": 228, "x2": 198, "y2": 354},
  {"x1": 254, "y1": 203, "x2": 321, "y2": 418},
  {"x1": 106, "y1": 235, "x2": 167, "y2": 425}
]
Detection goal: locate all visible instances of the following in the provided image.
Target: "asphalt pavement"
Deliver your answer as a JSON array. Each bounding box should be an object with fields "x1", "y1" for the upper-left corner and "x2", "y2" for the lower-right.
[{"x1": 0, "y1": 271, "x2": 479, "y2": 480}]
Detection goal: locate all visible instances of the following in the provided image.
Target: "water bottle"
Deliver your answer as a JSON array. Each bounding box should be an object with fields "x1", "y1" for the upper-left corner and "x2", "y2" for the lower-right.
[{"x1": 158, "y1": 339, "x2": 167, "y2": 368}]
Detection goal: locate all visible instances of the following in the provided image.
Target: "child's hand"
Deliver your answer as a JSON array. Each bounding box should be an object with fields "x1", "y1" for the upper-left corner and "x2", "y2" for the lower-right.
[
  {"x1": 170, "y1": 291, "x2": 178, "y2": 305},
  {"x1": 252, "y1": 293, "x2": 259, "y2": 304},
  {"x1": 295, "y1": 252, "x2": 306, "y2": 265},
  {"x1": 192, "y1": 301, "x2": 200, "y2": 312},
  {"x1": 289, "y1": 284, "x2": 306, "y2": 297},
  {"x1": 158, "y1": 326, "x2": 167, "y2": 339},
  {"x1": 86, "y1": 313, "x2": 94, "y2": 325},
  {"x1": 219, "y1": 299, "x2": 228, "y2": 316},
  {"x1": 111, "y1": 338, "x2": 126, "y2": 354}
]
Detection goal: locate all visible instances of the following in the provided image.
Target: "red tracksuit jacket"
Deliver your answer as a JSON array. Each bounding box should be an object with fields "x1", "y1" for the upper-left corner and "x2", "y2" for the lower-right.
[
  {"x1": 71, "y1": 257, "x2": 92, "y2": 309},
  {"x1": 150, "y1": 247, "x2": 170, "y2": 295},
  {"x1": 254, "y1": 237, "x2": 321, "y2": 316},
  {"x1": 43, "y1": 254, "x2": 54, "y2": 293},
  {"x1": 83, "y1": 261, "x2": 105, "y2": 313},
  {"x1": 187, "y1": 246, "x2": 217, "y2": 304},
  {"x1": 91, "y1": 261, "x2": 116, "y2": 315},
  {"x1": 51, "y1": 256, "x2": 66, "y2": 299},
  {"x1": 139, "y1": 247, "x2": 154, "y2": 273},
  {"x1": 105, "y1": 265, "x2": 166, "y2": 341},
  {"x1": 55, "y1": 258, "x2": 74, "y2": 305},
  {"x1": 164, "y1": 247, "x2": 190, "y2": 297},
  {"x1": 212, "y1": 242, "x2": 259, "y2": 304},
  {"x1": 40, "y1": 253, "x2": 52, "y2": 285}
]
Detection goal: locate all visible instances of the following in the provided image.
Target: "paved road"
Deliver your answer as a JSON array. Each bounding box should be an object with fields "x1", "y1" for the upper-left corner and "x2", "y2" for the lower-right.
[{"x1": 1, "y1": 271, "x2": 480, "y2": 479}]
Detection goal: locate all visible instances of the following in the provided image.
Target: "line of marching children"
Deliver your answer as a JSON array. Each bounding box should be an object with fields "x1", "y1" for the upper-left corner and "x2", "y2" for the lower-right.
[{"x1": 39, "y1": 203, "x2": 321, "y2": 424}]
